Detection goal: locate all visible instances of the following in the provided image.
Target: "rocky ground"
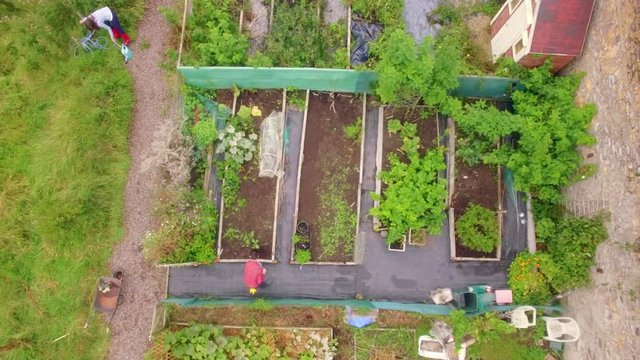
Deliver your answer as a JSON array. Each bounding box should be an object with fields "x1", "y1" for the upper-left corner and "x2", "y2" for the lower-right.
[{"x1": 562, "y1": 0, "x2": 640, "y2": 359}]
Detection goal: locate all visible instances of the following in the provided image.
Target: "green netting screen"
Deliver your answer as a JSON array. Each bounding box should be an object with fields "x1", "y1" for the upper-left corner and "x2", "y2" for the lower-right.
[
  {"x1": 164, "y1": 297, "x2": 563, "y2": 316},
  {"x1": 178, "y1": 67, "x2": 522, "y2": 100}
]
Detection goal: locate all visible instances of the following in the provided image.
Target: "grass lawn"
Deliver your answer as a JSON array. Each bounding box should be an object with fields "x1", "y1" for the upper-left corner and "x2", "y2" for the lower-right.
[{"x1": 0, "y1": 1, "x2": 143, "y2": 358}]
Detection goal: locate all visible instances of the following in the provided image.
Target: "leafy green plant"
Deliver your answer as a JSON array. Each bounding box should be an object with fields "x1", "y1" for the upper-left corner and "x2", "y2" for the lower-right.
[
  {"x1": 543, "y1": 216, "x2": 607, "y2": 292},
  {"x1": 343, "y1": 116, "x2": 362, "y2": 142},
  {"x1": 143, "y1": 188, "x2": 217, "y2": 265},
  {"x1": 248, "y1": 298, "x2": 275, "y2": 311},
  {"x1": 190, "y1": 120, "x2": 217, "y2": 149},
  {"x1": 430, "y1": 2, "x2": 498, "y2": 75},
  {"x1": 456, "y1": 203, "x2": 499, "y2": 253},
  {"x1": 287, "y1": 89, "x2": 307, "y2": 109},
  {"x1": 247, "y1": 51, "x2": 274, "y2": 67},
  {"x1": 370, "y1": 29, "x2": 462, "y2": 116},
  {"x1": 455, "y1": 101, "x2": 519, "y2": 166},
  {"x1": 187, "y1": 0, "x2": 248, "y2": 65},
  {"x1": 345, "y1": 0, "x2": 405, "y2": 29},
  {"x1": 450, "y1": 310, "x2": 517, "y2": 353},
  {"x1": 224, "y1": 228, "x2": 260, "y2": 250},
  {"x1": 295, "y1": 249, "x2": 312, "y2": 264},
  {"x1": 264, "y1": 0, "x2": 345, "y2": 67},
  {"x1": 371, "y1": 119, "x2": 448, "y2": 244},
  {"x1": 508, "y1": 252, "x2": 554, "y2": 304}
]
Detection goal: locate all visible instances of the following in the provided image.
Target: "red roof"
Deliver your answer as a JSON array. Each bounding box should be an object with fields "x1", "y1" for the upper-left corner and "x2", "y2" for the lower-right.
[{"x1": 530, "y1": 0, "x2": 595, "y2": 55}]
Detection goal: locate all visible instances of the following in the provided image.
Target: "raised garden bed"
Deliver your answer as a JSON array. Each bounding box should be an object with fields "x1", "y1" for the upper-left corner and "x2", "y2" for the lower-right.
[
  {"x1": 448, "y1": 120, "x2": 503, "y2": 261},
  {"x1": 373, "y1": 107, "x2": 447, "y2": 250},
  {"x1": 353, "y1": 328, "x2": 418, "y2": 360},
  {"x1": 217, "y1": 90, "x2": 284, "y2": 261},
  {"x1": 293, "y1": 91, "x2": 364, "y2": 263},
  {"x1": 153, "y1": 324, "x2": 335, "y2": 359}
]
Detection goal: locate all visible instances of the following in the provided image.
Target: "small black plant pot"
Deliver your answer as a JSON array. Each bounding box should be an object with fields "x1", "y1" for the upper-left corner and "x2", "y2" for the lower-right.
[{"x1": 296, "y1": 221, "x2": 310, "y2": 236}]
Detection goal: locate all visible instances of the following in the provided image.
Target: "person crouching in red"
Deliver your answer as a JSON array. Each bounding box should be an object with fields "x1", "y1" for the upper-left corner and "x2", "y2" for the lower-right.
[
  {"x1": 80, "y1": 7, "x2": 131, "y2": 46},
  {"x1": 244, "y1": 251, "x2": 266, "y2": 295}
]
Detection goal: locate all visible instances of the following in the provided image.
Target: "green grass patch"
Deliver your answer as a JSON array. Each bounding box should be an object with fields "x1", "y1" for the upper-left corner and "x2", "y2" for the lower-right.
[
  {"x1": 0, "y1": 0, "x2": 143, "y2": 358},
  {"x1": 353, "y1": 328, "x2": 418, "y2": 359}
]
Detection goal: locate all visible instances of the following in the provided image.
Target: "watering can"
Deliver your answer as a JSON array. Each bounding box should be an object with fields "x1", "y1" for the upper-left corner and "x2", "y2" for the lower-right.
[{"x1": 120, "y1": 45, "x2": 133, "y2": 64}]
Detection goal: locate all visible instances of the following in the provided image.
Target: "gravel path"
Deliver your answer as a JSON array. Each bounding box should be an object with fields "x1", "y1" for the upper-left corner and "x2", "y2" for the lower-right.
[
  {"x1": 107, "y1": 0, "x2": 178, "y2": 358},
  {"x1": 562, "y1": 0, "x2": 640, "y2": 359}
]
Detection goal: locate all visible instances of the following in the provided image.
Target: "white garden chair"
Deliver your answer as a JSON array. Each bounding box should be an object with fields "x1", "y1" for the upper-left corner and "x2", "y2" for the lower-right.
[
  {"x1": 509, "y1": 306, "x2": 537, "y2": 329},
  {"x1": 542, "y1": 317, "x2": 581, "y2": 342}
]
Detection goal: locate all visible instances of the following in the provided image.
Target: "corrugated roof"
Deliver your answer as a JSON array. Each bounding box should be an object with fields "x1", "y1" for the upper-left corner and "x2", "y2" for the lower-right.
[{"x1": 530, "y1": 0, "x2": 595, "y2": 55}]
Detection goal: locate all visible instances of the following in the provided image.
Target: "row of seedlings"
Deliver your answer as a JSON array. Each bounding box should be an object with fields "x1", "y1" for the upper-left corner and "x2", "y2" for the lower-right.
[{"x1": 291, "y1": 91, "x2": 366, "y2": 264}]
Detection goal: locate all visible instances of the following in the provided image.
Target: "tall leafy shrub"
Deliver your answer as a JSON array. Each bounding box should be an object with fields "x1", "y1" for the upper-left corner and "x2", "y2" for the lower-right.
[
  {"x1": 370, "y1": 29, "x2": 462, "y2": 116},
  {"x1": 188, "y1": 0, "x2": 248, "y2": 65}
]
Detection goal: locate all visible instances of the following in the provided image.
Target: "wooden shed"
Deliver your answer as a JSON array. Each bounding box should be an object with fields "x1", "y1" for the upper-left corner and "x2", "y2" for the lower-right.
[{"x1": 490, "y1": 0, "x2": 595, "y2": 73}]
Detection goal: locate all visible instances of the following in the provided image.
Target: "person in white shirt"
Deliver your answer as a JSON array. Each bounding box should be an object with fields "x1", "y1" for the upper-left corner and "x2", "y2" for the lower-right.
[{"x1": 80, "y1": 7, "x2": 131, "y2": 46}]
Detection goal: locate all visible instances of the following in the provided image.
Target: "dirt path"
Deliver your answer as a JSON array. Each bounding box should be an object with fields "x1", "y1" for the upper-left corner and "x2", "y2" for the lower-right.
[
  {"x1": 562, "y1": 1, "x2": 640, "y2": 359},
  {"x1": 107, "y1": 0, "x2": 179, "y2": 358}
]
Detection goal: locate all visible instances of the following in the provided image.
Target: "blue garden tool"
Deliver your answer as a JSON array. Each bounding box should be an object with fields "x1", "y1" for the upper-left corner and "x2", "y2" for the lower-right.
[{"x1": 120, "y1": 44, "x2": 133, "y2": 64}]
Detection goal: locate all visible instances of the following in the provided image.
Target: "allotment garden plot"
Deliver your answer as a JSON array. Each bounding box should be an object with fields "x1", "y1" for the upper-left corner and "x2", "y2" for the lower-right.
[
  {"x1": 294, "y1": 92, "x2": 364, "y2": 263},
  {"x1": 372, "y1": 107, "x2": 448, "y2": 251},
  {"x1": 217, "y1": 90, "x2": 283, "y2": 260},
  {"x1": 449, "y1": 120, "x2": 503, "y2": 261}
]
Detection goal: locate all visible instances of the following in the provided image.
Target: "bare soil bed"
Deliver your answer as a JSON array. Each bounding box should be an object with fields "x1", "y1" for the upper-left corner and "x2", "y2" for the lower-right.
[
  {"x1": 297, "y1": 92, "x2": 362, "y2": 263},
  {"x1": 451, "y1": 158, "x2": 500, "y2": 258},
  {"x1": 219, "y1": 90, "x2": 282, "y2": 259}
]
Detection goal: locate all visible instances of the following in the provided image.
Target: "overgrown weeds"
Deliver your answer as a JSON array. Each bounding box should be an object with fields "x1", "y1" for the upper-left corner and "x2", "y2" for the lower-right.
[
  {"x1": 261, "y1": 0, "x2": 347, "y2": 67},
  {"x1": 143, "y1": 188, "x2": 217, "y2": 264}
]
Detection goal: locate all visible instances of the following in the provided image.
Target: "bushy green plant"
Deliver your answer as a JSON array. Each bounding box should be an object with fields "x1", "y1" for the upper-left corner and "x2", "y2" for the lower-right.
[
  {"x1": 456, "y1": 62, "x2": 597, "y2": 202},
  {"x1": 370, "y1": 29, "x2": 462, "y2": 116},
  {"x1": 509, "y1": 215, "x2": 606, "y2": 304},
  {"x1": 248, "y1": 298, "x2": 275, "y2": 311},
  {"x1": 216, "y1": 124, "x2": 258, "y2": 163},
  {"x1": 346, "y1": 0, "x2": 404, "y2": 29},
  {"x1": 456, "y1": 203, "x2": 499, "y2": 253},
  {"x1": 295, "y1": 249, "x2": 312, "y2": 264},
  {"x1": 371, "y1": 120, "x2": 448, "y2": 244},
  {"x1": 187, "y1": 0, "x2": 248, "y2": 65},
  {"x1": 223, "y1": 228, "x2": 260, "y2": 250},
  {"x1": 544, "y1": 216, "x2": 607, "y2": 292},
  {"x1": 143, "y1": 188, "x2": 217, "y2": 264},
  {"x1": 431, "y1": 2, "x2": 498, "y2": 75},
  {"x1": 455, "y1": 101, "x2": 520, "y2": 166},
  {"x1": 265, "y1": 0, "x2": 345, "y2": 67},
  {"x1": 508, "y1": 252, "x2": 554, "y2": 304},
  {"x1": 450, "y1": 310, "x2": 517, "y2": 353},
  {"x1": 343, "y1": 116, "x2": 362, "y2": 142},
  {"x1": 190, "y1": 120, "x2": 217, "y2": 149},
  {"x1": 247, "y1": 51, "x2": 274, "y2": 67}
]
